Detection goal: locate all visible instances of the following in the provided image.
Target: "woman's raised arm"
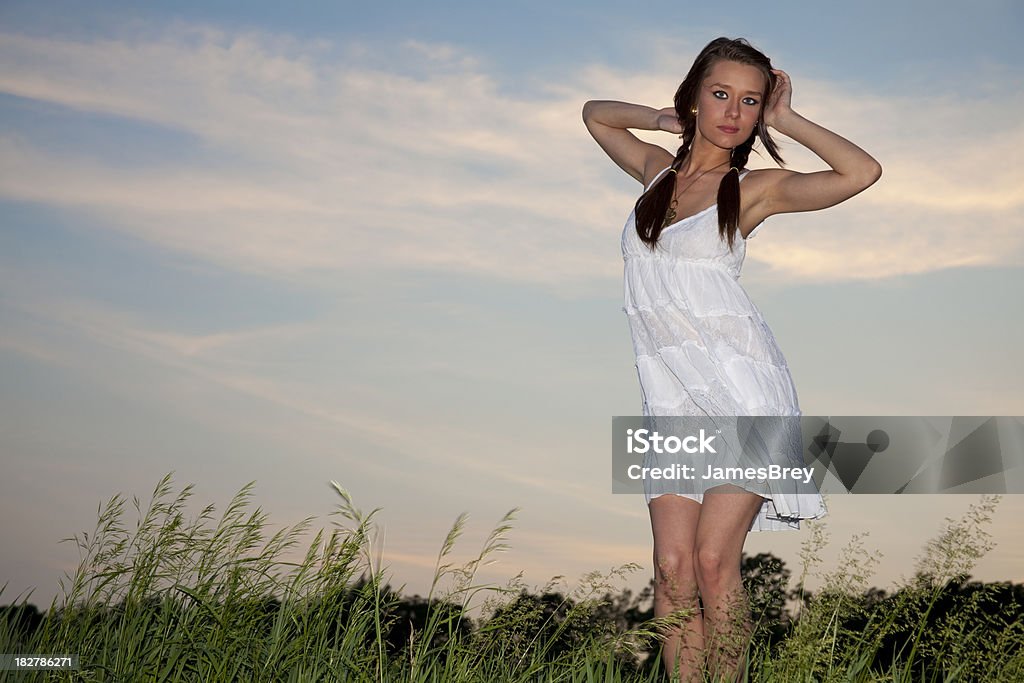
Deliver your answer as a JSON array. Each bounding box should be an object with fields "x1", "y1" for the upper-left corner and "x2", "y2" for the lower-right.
[
  {"x1": 582, "y1": 101, "x2": 679, "y2": 183},
  {"x1": 750, "y1": 69, "x2": 882, "y2": 220}
]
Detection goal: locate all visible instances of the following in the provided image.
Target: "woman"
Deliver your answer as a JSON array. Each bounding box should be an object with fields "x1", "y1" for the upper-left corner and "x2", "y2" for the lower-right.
[{"x1": 583, "y1": 37, "x2": 880, "y2": 680}]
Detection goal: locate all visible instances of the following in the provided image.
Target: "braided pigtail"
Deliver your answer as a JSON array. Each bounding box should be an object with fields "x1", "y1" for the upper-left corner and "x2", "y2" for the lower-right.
[
  {"x1": 716, "y1": 67, "x2": 786, "y2": 250},
  {"x1": 716, "y1": 136, "x2": 754, "y2": 249},
  {"x1": 634, "y1": 74, "x2": 703, "y2": 249},
  {"x1": 634, "y1": 151, "x2": 685, "y2": 248}
]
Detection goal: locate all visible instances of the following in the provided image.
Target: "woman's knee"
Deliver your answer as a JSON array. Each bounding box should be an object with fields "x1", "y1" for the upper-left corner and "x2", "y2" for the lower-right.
[
  {"x1": 654, "y1": 549, "x2": 698, "y2": 611},
  {"x1": 654, "y1": 547, "x2": 696, "y2": 584},
  {"x1": 693, "y1": 543, "x2": 732, "y2": 587}
]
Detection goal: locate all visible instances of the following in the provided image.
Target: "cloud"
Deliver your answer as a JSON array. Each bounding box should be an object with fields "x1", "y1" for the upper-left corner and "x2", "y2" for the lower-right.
[
  {"x1": 0, "y1": 271, "x2": 639, "y2": 521},
  {"x1": 0, "y1": 24, "x2": 1021, "y2": 292}
]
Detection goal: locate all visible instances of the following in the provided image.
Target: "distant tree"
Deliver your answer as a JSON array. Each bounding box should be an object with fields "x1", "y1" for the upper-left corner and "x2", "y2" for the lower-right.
[
  {"x1": 861, "y1": 575, "x2": 1024, "y2": 677},
  {"x1": 476, "y1": 591, "x2": 587, "y2": 662},
  {"x1": 593, "y1": 583, "x2": 654, "y2": 633},
  {"x1": 384, "y1": 591, "x2": 471, "y2": 658},
  {"x1": 742, "y1": 552, "x2": 792, "y2": 648},
  {"x1": 1, "y1": 603, "x2": 44, "y2": 649}
]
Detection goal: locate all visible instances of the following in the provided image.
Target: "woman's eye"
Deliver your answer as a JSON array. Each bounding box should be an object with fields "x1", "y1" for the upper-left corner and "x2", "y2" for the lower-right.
[
  {"x1": 713, "y1": 90, "x2": 727, "y2": 99},
  {"x1": 743, "y1": 97, "x2": 759, "y2": 105}
]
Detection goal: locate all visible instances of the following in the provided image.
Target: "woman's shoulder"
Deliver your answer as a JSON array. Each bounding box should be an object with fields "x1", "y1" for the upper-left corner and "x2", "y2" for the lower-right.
[
  {"x1": 739, "y1": 167, "x2": 790, "y2": 183},
  {"x1": 739, "y1": 167, "x2": 796, "y2": 202}
]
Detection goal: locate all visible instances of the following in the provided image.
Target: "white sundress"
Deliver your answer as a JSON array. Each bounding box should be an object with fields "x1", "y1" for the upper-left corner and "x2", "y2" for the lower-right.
[{"x1": 621, "y1": 167, "x2": 827, "y2": 531}]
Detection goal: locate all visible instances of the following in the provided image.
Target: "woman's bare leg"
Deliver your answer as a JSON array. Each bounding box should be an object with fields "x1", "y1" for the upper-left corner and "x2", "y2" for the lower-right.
[
  {"x1": 693, "y1": 486, "x2": 764, "y2": 682},
  {"x1": 649, "y1": 494, "x2": 703, "y2": 681}
]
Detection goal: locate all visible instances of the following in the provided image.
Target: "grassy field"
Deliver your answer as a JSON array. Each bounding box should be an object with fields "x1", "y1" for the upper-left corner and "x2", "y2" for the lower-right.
[{"x1": 1, "y1": 475, "x2": 1021, "y2": 682}]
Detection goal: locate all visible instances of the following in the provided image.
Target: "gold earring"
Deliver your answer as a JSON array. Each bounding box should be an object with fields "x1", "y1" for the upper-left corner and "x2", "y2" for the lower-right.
[{"x1": 691, "y1": 106, "x2": 698, "y2": 116}]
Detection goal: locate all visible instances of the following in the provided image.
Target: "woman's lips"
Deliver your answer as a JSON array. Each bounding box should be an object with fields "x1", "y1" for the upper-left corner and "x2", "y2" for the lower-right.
[{"x1": 718, "y1": 125, "x2": 740, "y2": 134}]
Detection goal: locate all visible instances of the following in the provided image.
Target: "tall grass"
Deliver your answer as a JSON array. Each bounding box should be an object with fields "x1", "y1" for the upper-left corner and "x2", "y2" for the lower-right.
[
  {"x1": 752, "y1": 495, "x2": 1024, "y2": 682},
  {"x1": 1, "y1": 478, "x2": 1021, "y2": 682}
]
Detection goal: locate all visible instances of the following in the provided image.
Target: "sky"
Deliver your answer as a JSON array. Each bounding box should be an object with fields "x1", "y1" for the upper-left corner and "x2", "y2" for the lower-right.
[{"x1": 2, "y1": 0, "x2": 1023, "y2": 609}]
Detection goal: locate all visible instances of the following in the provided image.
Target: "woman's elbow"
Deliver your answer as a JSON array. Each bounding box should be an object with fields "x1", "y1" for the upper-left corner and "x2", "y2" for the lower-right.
[
  {"x1": 582, "y1": 100, "x2": 597, "y2": 122},
  {"x1": 869, "y1": 159, "x2": 883, "y2": 183},
  {"x1": 857, "y1": 159, "x2": 883, "y2": 191}
]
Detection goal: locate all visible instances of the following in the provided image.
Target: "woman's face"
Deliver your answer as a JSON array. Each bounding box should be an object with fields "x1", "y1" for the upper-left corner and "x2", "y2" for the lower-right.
[{"x1": 694, "y1": 59, "x2": 766, "y2": 150}]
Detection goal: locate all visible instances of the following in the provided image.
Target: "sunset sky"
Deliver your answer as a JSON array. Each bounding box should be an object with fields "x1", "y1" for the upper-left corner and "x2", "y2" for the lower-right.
[{"x1": 2, "y1": 0, "x2": 1022, "y2": 607}]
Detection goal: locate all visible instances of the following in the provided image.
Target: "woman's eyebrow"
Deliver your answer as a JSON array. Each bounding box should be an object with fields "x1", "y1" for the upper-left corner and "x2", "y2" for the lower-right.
[{"x1": 708, "y1": 82, "x2": 763, "y2": 96}]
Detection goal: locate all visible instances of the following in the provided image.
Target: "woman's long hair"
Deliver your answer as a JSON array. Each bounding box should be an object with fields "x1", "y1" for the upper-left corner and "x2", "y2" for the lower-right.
[{"x1": 634, "y1": 37, "x2": 785, "y2": 250}]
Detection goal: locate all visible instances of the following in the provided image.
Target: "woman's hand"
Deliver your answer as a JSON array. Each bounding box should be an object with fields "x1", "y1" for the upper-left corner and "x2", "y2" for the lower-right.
[
  {"x1": 741, "y1": 65, "x2": 882, "y2": 223},
  {"x1": 655, "y1": 107, "x2": 682, "y2": 134},
  {"x1": 763, "y1": 69, "x2": 795, "y2": 130}
]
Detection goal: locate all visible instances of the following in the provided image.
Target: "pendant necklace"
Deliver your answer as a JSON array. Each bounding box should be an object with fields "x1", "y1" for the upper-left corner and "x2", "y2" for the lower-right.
[{"x1": 664, "y1": 159, "x2": 731, "y2": 226}]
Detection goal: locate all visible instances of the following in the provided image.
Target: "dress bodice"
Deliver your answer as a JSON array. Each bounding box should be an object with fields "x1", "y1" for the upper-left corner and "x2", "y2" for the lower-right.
[
  {"x1": 620, "y1": 167, "x2": 760, "y2": 280},
  {"x1": 621, "y1": 203, "x2": 749, "y2": 279}
]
